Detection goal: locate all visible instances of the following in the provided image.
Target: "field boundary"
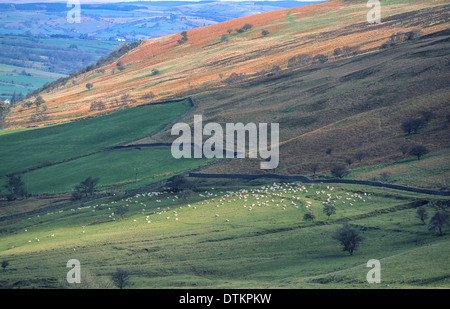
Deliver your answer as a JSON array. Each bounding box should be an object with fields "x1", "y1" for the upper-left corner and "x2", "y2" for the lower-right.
[{"x1": 188, "y1": 172, "x2": 450, "y2": 196}]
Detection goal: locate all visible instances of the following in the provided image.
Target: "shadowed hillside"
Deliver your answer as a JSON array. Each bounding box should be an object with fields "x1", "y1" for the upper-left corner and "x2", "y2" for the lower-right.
[{"x1": 189, "y1": 28, "x2": 450, "y2": 191}]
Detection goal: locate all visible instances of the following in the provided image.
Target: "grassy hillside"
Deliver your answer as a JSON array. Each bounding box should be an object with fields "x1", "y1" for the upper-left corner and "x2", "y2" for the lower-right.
[
  {"x1": 0, "y1": 178, "x2": 448, "y2": 288},
  {"x1": 0, "y1": 98, "x2": 215, "y2": 196},
  {"x1": 0, "y1": 99, "x2": 191, "y2": 176}
]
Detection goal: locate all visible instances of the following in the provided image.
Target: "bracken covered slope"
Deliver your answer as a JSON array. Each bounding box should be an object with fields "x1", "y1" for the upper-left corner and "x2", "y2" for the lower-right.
[{"x1": 6, "y1": 0, "x2": 449, "y2": 127}]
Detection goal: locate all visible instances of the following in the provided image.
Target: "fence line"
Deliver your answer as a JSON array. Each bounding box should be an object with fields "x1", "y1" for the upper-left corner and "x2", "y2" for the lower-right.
[{"x1": 188, "y1": 172, "x2": 450, "y2": 196}]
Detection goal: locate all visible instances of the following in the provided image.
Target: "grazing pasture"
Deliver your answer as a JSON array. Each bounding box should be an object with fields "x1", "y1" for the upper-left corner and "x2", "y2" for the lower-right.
[{"x1": 0, "y1": 178, "x2": 448, "y2": 288}]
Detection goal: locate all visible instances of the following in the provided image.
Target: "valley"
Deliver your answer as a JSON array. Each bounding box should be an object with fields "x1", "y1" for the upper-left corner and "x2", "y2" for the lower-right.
[{"x1": 0, "y1": 0, "x2": 448, "y2": 290}]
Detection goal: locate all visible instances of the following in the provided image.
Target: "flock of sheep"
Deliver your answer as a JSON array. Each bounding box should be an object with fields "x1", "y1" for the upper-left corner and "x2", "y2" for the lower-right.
[{"x1": 17, "y1": 182, "x2": 372, "y2": 248}]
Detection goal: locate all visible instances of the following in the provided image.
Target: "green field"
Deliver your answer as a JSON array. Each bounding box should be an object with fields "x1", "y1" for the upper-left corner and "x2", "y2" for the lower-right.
[
  {"x1": 18, "y1": 147, "x2": 213, "y2": 194},
  {"x1": 0, "y1": 99, "x2": 191, "y2": 177},
  {"x1": 0, "y1": 179, "x2": 448, "y2": 288},
  {"x1": 0, "y1": 99, "x2": 208, "y2": 196}
]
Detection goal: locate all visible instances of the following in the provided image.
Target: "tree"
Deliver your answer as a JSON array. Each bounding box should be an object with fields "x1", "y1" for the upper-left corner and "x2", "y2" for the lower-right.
[
  {"x1": 416, "y1": 206, "x2": 428, "y2": 225},
  {"x1": 313, "y1": 54, "x2": 328, "y2": 64},
  {"x1": 323, "y1": 204, "x2": 336, "y2": 220},
  {"x1": 428, "y1": 211, "x2": 449, "y2": 236},
  {"x1": 178, "y1": 189, "x2": 193, "y2": 203},
  {"x1": 288, "y1": 54, "x2": 312, "y2": 68},
  {"x1": 345, "y1": 158, "x2": 353, "y2": 166},
  {"x1": 261, "y1": 30, "x2": 269, "y2": 36},
  {"x1": 74, "y1": 176, "x2": 100, "y2": 198},
  {"x1": 178, "y1": 31, "x2": 188, "y2": 44},
  {"x1": 70, "y1": 190, "x2": 83, "y2": 201},
  {"x1": 34, "y1": 95, "x2": 44, "y2": 108},
  {"x1": 86, "y1": 83, "x2": 93, "y2": 90},
  {"x1": 90, "y1": 101, "x2": 106, "y2": 111},
  {"x1": 409, "y1": 145, "x2": 429, "y2": 160},
  {"x1": 224, "y1": 72, "x2": 247, "y2": 85},
  {"x1": 24, "y1": 101, "x2": 34, "y2": 110},
  {"x1": 116, "y1": 61, "x2": 125, "y2": 71},
  {"x1": 333, "y1": 48, "x2": 342, "y2": 56},
  {"x1": 341, "y1": 46, "x2": 354, "y2": 57},
  {"x1": 356, "y1": 151, "x2": 365, "y2": 162},
  {"x1": 303, "y1": 212, "x2": 316, "y2": 222},
  {"x1": 167, "y1": 175, "x2": 195, "y2": 193},
  {"x1": 4, "y1": 175, "x2": 27, "y2": 201},
  {"x1": 331, "y1": 165, "x2": 349, "y2": 179},
  {"x1": 111, "y1": 268, "x2": 130, "y2": 289},
  {"x1": 242, "y1": 24, "x2": 253, "y2": 31},
  {"x1": 220, "y1": 34, "x2": 229, "y2": 42},
  {"x1": 401, "y1": 118, "x2": 426, "y2": 134},
  {"x1": 115, "y1": 205, "x2": 129, "y2": 219},
  {"x1": 333, "y1": 223, "x2": 364, "y2": 256}
]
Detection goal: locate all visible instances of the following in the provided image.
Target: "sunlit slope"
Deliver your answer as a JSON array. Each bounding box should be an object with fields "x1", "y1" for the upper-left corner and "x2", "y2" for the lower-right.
[
  {"x1": 1, "y1": 180, "x2": 448, "y2": 288},
  {"x1": 6, "y1": 0, "x2": 449, "y2": 127}
]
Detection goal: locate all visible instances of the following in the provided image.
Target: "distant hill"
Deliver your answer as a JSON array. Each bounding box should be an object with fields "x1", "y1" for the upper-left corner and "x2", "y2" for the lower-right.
[{"x1": 0, "y1": 1, "x2": 321, "y2": 40}]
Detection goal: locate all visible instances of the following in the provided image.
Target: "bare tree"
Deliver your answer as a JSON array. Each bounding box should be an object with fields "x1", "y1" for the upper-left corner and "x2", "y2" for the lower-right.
[
  {"x1": 111, "y1": 268, "x2": 130, "y2": 289},
  {"x1": 409, "y1": 145, "x2": 429, "y2": 160},
  {"x1": 428, "y1": 211, "x2": 449, "y2": 236},
  {"x1": 401, "y1": 118, "x2": 427, "y2": 134},
  {"x1": 416, "y1": 206, "x2": 428, "y2": 225}
]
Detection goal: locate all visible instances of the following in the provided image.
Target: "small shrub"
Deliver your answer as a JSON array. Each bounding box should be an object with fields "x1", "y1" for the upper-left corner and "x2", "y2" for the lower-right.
[
  {"x1": 331, "y1": 165, "x2": 349, "y2": 179},
  {"x1": 303, "y1": 212, "x2": 316, "y2": 222},
  {"x1": 224, "y1": 72, "x2": 247, "y2": 85}
]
